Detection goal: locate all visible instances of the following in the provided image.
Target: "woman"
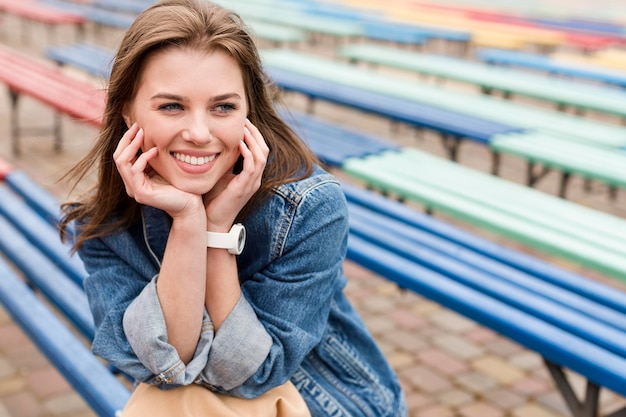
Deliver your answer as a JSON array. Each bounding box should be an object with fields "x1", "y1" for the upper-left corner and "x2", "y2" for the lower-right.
[{"x1": 60, "y1": 0, "x2": 406, "y2": 415}]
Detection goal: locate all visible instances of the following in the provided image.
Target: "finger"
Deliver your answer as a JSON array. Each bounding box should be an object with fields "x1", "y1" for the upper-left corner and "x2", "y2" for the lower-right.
[
  {"x1": 113, "y1": 123, "x2": 140, "y2": 160},
  {"x1": 245, "y1": 119, "x2": 270, "y2": 155},
  {"x1": 243, "y1": 126, "x2": 269, "y2": 166},
  {"x1": 115, "y1": 128, "x2": 146, "y2": 178}
]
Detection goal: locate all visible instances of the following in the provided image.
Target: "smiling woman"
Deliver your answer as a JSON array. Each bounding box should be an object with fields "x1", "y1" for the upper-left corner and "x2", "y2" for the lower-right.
[{"x1": 57, "y1": 0, "x2": 407, "y2": 416}]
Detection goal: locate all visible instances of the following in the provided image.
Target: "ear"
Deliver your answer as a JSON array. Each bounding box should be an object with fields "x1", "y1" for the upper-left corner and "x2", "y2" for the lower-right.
[{"x1": 121, "y1": 102, "x2": 133, "y2": 128}]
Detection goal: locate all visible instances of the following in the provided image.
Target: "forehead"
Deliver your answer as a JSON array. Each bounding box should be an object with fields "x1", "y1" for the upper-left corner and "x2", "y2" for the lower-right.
[{"x1": 136, "y1": 46, "x2": 245, "y2": 96}]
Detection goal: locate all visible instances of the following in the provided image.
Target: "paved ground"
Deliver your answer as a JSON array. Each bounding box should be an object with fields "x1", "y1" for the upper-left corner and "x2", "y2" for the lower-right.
[{"x1": 1, "y1": 6, "x2": 626, "y2": 417}]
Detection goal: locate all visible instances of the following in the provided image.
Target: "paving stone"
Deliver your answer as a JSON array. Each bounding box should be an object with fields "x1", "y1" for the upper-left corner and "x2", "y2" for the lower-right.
[
  {"x1": 463, "y1": 327, "x2": 498, "y2": 344},
  {"x1": 485, "y1": 338, "x2": 525, "y2": 357},
  {"x1": 509, "y1": 351, "x2": 544, "y2": 370},
  {"x1": 432, "y1": 334, "x2": 484, "y2": 360},
  {"x1": 429, "y1": 310, "x2": 477, "y2": 333},
  {"x1": 412, "y1": 404, "x2": 456, "y2": 417},
  {"x1": 386, "y1": 308, "x2": 428, "y2": 330},
  {"x1": 418, "y1": 348, "x2": 469, "y2": 376},
  {"x1": 0, "y1": 357, "x2": 16, "y2": 380},
  {"x1": 482, "y1": 388, "x2": 526, "y2": 409},
  {"x1": 437, "y1": 388, "x2": 474, "y2": 407},
  {"x1": 458, "y1": 401, "x2": 504, "y2": 417},
  {"x1": 43, "y1": 392, "x2": 93, "y2": 417},
  {"x1": 399, "y1": 365, "x2": 452, "y2": 393},
  {"x1": 0, "y1": 374, "x2": 27, "y2": 396},
  {"x1": 26, "y1": 367, "x2": 72, "y2": 399},
  {"x1": 455, "y1": 371, "x2": 498, "y2": 395},
  {"x1": 386, "y1": 329, "x2": 428, "y2": 351},
  {"x1": 471, "y1": 356, "x2": 525, "y2": 384},
  {"x1": 513, "y1": 403, "x2": 563, "y2": 417},
  {"x1": 3, "y1": 391, "x2": 44, "y2": 417},
  {"x1": 511, "y1": 376, "x2": 552, "y2": 396}
]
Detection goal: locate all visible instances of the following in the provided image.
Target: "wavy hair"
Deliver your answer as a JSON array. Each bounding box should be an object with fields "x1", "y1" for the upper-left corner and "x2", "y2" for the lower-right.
[{"x1": 60, "y1": 0, "x2": 317, "y2": 249}]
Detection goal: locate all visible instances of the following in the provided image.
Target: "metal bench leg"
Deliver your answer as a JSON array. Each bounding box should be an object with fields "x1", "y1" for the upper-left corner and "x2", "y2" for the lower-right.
[
  {"x1": 440, "y1": 134, "x2": 460, "y2": 161},
  {"x1": 8, "y1": 90, "x2": 21, "y2": 157},
  {"x1": 559, "y1": 172, "x2": 571, "y2": 199},
  {"x1": 53, "y1": 112, "x2": 62, "y2": 153},
  {"x1": 527, "y1": 163, "x2": 551, "y2": 188},
  {"x1": 491, "y1": 152, "x2": 500, "y2": 176},
  {"x1": 545, "y1": 359, "x2": 599, "y2": 417}
]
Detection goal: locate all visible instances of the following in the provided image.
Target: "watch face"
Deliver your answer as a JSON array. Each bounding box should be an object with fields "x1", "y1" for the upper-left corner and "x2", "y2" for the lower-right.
[{"x1": 238, "y1": 227, "x2": 246, "y2": 250}]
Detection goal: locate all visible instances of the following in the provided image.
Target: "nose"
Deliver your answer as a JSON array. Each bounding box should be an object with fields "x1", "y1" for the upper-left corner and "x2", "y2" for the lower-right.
[{"x1": 182, "y1": 111, "x2": 212, "y2": 144}]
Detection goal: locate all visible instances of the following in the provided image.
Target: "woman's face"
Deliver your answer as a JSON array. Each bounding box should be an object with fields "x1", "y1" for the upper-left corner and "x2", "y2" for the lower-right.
[{"x1": 123, "y1": 46, "x2": 248, "y2": 196}]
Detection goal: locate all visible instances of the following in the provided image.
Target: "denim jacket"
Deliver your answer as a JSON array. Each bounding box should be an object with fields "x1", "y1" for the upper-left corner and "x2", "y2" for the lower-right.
[{"x1": 78, "y1": 166, "x2": 406, "y2": 417}]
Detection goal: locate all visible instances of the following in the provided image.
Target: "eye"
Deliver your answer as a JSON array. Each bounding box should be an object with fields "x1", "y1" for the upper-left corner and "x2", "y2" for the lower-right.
[
  {"x1": 213, "y1": 103, "x2": 236, "y2": 114},
  {"x1": 158, "y1": 102, "x2": 183, "y2": 112}
]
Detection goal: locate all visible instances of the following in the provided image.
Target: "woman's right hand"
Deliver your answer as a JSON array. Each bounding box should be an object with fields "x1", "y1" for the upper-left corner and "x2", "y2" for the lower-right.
[{"x1": 113, "y1": 123, "x2": 204, "y2": 218}]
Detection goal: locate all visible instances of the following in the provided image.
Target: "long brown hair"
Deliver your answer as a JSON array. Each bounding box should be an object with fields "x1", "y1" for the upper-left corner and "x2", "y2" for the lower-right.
[{"x1": 60, "y1": 0, "x2": 318, "y2": 250}]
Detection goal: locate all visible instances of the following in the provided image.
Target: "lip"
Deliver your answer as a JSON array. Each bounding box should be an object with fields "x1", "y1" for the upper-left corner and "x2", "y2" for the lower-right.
[{"x1": 170, "y1": 151, "x2": 218, "y2": 174}]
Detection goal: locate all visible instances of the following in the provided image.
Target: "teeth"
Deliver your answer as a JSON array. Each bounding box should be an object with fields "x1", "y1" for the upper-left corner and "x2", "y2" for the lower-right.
[{"x1": 172, "y1": 152, "x2": 215, "y2": 166}]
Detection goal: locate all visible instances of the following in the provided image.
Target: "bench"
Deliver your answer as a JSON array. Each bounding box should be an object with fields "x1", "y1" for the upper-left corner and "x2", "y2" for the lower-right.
[
  {"x1": 260, "y1": 48, "x2": 626, "y2": 149},
  {"x1": 0, "y1": 0, "x2": 86, "y2": 44},
  {"x1": 476, "y1": 48, "x2": 626, "y2": 89},
  {"x1": 489, "y1": 131, "x2": 626, "y2": 198},
  {"x1": 42, "y1": 41, "x2": 521, "y2": 161},
  {"x1": 344, "y1": 181, "x2": 626, "y2": 417},
  {"x1": 342, "y1": 147, "x2": 626, "y2": 283},
  {"x1": 0, "y1": 44, "x2": 104, "y2": 156},
  {"x1": 338, "y1": 42, "x2": 626, "y2": 121},
  {"x1": 0, "y1": 162, "x2": 131, "y2": 417}
]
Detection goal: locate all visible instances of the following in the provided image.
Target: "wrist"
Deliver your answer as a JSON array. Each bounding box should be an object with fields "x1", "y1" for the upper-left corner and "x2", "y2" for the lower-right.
[{"x1": 206, "y1": 224, "x2": 246, "y2": 255}]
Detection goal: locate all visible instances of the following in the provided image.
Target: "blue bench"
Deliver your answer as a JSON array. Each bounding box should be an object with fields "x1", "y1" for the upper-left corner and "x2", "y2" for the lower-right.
[
  {"x1": 267, "y1": 67, "x2": 522, "y2": 161},
  {"x1": 0, "y1": 163, "x2": 131, "y2": 417},
  {"x1": 344, "y1": 182, "x2": 626, "y2": 417}
]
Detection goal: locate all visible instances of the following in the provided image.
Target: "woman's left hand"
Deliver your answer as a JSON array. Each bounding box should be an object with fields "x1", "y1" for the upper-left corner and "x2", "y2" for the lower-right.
[{"x1": 203, "y1": 119, "x2": 269, "y2": 230}]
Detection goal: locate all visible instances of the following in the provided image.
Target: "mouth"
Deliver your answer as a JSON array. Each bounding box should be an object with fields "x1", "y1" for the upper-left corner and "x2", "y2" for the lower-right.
[{"x1": 171, "y1": 152, "x2": 217, "y2": 166}]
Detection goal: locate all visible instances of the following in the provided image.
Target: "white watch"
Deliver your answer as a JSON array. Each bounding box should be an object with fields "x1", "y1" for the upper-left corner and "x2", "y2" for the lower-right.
[{"x1": 206, "y1": 223, "x2": 246, "y2": 255}]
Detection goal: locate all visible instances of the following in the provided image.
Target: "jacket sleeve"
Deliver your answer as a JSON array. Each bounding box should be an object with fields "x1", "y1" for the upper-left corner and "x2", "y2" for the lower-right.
[
  {"x1": 79, "y1": 227, "x2": 272, "y2": 389},
  {"x1": 214, "y1": 179, "x2": 349, "y2": 398}
]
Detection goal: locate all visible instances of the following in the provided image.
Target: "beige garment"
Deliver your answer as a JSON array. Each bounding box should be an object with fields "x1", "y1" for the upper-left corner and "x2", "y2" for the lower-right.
[{"x1": 122, "y1": 381, "x2": 311, "y2": 417}]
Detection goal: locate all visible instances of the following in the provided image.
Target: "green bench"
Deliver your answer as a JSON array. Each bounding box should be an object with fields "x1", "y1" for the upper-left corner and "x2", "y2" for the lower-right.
[
  {"x1": 490, "y1": 131, "x2": 626, "y2": 198},
  {"x1": 338, "y1": 43, "x2": 626, "y2": 121},
  {"x1": 343, "y1": 147, "x2": 626, "y2": 283},
  {"x1": 261, "y1": 48, "x2": 626, "y2": 148}
]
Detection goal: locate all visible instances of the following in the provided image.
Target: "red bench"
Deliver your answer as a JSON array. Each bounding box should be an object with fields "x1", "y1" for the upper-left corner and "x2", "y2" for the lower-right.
[
  {"x1": 0, "y1": 0, "x2": 86, "y2": 44},
  {"x1": 0, "y1": 44, "x2": 104, "y2": 156}
]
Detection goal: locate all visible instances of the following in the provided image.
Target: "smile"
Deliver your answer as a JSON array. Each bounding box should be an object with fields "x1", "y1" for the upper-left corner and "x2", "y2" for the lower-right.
[{"x1": 171, "y1": 152, "x2": 216, "y2": 166}]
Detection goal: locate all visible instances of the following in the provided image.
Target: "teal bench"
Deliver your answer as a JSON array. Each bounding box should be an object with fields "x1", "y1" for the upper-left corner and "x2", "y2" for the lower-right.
[
  {"x1": 261, "y1": 48, "x2": 626, "y2": 148},
  {"x1": 343, "y1": 147, "x2": 626, "y2": 283},
  {"x1": 490, "y1": 131, "x2": 626, "y2": 198},
  {"x1": 337, "y1": 42, "x2": 626, "y2": 121},
  {"x1": 0, "y1": 163, "x2": 131, "y2": 417}
]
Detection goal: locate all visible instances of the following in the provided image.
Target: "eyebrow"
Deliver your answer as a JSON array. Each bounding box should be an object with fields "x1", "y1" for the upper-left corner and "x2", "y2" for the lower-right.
[{"x1": 150, "y1": 92, "x2": 242, "y2": 101}]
